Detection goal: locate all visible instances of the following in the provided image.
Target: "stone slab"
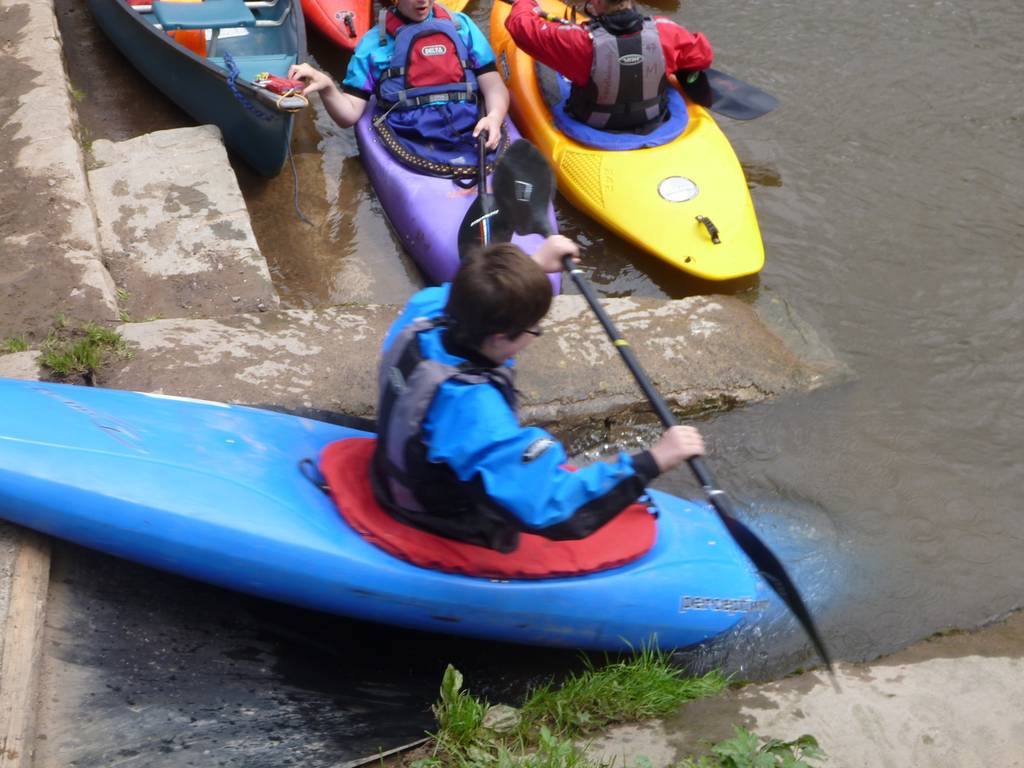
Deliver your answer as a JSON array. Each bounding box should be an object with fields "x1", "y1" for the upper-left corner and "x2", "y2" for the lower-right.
[
  {"x1": 521, "y1": 293, "x2": 845, "y2": 428},
  {"x1": 0, "y1": 352, "x2": 42, "y2": 382},
  {"x1": 94, "y1": 293, "x2": 847, "y2": 434},
  {"x1": 88, "y1": 126, "x2": 280, "y2": 320},
  {"x1": 104, "y1": 305, "x2": 393, "y2": 419}
]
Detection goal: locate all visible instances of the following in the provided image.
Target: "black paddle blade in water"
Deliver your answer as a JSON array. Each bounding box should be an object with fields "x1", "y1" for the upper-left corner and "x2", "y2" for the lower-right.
[
  {"x1": 714, "y1": 494, "x2": 833, "y2": 673},
  {"x1": 683, "y1": 69, "x2": 779, "y2": 121},
  {"x1": 490, "y1": 138, "x2": 833, "y2": 674}
]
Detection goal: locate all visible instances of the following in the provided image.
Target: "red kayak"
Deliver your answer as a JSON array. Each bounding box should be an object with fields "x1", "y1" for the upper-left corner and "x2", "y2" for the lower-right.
[
  {"x1": 302, "y1": 0, "x2": 470, "y2": 52},
  {"x1": 301, "y1": 0, "x2": 370, "y2": 51}
]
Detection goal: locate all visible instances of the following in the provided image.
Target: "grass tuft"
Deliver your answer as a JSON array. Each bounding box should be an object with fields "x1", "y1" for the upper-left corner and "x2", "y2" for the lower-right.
[
  {"x1": 409, "y1": 653, "x2": 825, "y2": 768},
  {"x1": 432, "y1": 665, "x2": 490, "y2": 754},
  {"x1": 2, "y1": 336, "x2": 29, "y2": 353},
  {"x1": 519, "y1": 646, "x2": 728, "y2": 737},
  {"x1": 416, "y1": 650, "x2": 737, "y2": 768},
  {"x1": 40, "y1": 320, "x2": 133, "y2": 383}
]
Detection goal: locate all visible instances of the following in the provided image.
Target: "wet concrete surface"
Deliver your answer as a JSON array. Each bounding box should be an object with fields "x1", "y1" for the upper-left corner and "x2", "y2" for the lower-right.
[
  {"x1": 608, "y1": 611, "x2": 1024, "y2": 768},
  {"x1": 34, "y1": 541, "x2": 586, "y2": 767}
]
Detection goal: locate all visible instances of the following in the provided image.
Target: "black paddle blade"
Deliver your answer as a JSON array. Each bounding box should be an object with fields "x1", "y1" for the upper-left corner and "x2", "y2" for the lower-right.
[
  {"x1": 718, "y1": 511, "x2": 834, "y2": 673},
  {"x1": 457, "y1": 191, "x2": 511, "y2": 260},
  {"x1": 491, "y1": 140, "x2": 556, "y2": 237},
  {"x1": 489, "y1": 134, "x2": 833, "y2": 674},
  {"x1": 700, "y1": 68, "x2": 778, "y2": 121}
]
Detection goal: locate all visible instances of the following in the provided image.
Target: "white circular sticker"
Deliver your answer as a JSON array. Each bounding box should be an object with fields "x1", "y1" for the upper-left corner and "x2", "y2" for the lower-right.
[{"x1": 658, "y1": 176, "x2": 699, "y2": 202}]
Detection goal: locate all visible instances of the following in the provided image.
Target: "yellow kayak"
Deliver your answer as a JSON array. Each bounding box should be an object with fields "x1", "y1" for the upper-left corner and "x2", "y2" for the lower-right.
[{"x1": 490, "y1": 0, "x2": 765, "y2": 280}]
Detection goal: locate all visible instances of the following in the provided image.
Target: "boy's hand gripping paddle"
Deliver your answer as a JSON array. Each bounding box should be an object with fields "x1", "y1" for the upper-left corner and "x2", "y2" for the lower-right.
[{"x1": 490, "y1": 138, "x2": 834, "y2": 678}]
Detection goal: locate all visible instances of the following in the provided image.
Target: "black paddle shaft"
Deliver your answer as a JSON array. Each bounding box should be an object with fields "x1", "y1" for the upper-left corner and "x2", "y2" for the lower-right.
[
  {"x1": 564, "y1": 257, "x2": 833, "y2": 673},
  {"x1": 476, "y1": 129, "x2": 491, "y2": 246},
  {"x1": 457, "y1": 130, "x2": 509, "y2": 259},
  {"x1": 491, "y1": 139, "x2": 833, "y2": 675}
]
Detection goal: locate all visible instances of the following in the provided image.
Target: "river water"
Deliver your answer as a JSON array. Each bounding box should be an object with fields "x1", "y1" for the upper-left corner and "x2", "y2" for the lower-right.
[{"x1": 55, "y1": 0, "x2": 1021, "y2": 703}]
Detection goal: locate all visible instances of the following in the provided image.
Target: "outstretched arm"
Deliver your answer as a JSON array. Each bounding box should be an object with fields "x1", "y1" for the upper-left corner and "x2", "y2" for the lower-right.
[{"x1": 288, "y1": 63, "x2": 368, "y2": 128}]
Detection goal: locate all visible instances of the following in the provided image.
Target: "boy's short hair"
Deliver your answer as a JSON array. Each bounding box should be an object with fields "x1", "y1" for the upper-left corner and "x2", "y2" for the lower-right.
[{"x1": 445, "y1": 243, "x2": 552, "y2": 349}]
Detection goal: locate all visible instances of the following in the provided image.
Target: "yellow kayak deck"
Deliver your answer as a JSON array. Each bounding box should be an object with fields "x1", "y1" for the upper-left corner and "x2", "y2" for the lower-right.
[{"x1": 490, "y1": 0, "x2": 765, "y2": 281}]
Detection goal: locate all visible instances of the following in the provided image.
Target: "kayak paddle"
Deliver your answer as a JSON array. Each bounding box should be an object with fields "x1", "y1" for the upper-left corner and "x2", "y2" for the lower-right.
[
  {"x1": 681, "y1": 68, "x2": 778, "y2": 121},
  {"x1": 490, "y1": 139, "x2": 834, "y2": 676},
  {"x1": 456, "y1": 130, "x2": 513, "y2": 258}
]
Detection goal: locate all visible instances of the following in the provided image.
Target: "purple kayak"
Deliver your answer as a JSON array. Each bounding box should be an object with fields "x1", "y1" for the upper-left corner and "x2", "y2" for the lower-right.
[{"x1": 354, "y1": 102, "x2": 560, "y2": 290}]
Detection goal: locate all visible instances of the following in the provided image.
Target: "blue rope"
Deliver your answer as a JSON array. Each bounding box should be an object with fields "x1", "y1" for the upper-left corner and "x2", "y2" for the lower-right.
[{"x1": 223, "y1": 50, "x2": 275, "y2": 123}]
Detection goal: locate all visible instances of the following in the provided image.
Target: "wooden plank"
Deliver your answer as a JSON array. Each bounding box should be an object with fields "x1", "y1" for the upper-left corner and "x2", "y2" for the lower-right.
[{"x1": 0, "y1": 531, "x2": 51, "y2": 768}]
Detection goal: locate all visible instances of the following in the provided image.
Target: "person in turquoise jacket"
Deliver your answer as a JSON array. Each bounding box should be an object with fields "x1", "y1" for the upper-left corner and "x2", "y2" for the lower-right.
[
  {"x1": 288, "y1": 0, "x2": 509, "y2": 158},
  {"x1": 372, "y1": 235, "x2": 705, "y2": 552}
]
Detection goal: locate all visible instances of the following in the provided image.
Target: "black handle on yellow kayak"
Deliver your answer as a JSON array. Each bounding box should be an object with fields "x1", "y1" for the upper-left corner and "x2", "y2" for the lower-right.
[{"x1": 491, "y1": 138, "x2": 833, "y2": 676}]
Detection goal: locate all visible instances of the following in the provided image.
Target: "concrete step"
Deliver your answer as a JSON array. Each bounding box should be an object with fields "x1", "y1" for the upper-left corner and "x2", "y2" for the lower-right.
[
  {"x1": 0, "y1": 292, "x2": 848, "y2": 435},
  {"x1": 87, "y1": 125, "x2": 280, "y2": 321}
]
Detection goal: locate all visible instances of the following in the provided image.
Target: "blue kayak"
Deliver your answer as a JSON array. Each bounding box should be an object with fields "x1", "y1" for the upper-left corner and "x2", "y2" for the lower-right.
[{"x1": 0, "y1": 378, "x2": 763, "y2": 650}]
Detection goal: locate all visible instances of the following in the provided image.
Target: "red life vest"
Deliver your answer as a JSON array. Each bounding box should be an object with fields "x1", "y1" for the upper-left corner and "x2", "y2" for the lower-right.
[{"x1": 375, "y1": 5, "x2": 478, "y2": 111}]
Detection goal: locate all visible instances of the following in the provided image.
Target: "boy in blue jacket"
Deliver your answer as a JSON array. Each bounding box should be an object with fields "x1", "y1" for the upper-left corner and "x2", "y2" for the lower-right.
[{"x1": 372, "y1": 235, "x2": 704, "y2": 552}]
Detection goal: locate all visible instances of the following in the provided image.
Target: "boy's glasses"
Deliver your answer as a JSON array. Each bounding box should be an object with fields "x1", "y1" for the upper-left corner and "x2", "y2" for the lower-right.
[{"x1": 522, "y1": 326, "x2": 543, "y2": 338}]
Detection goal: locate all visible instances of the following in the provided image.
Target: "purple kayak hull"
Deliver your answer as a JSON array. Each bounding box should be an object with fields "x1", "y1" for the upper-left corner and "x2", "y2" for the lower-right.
[{"x1": 355, "y1": 105, "x2": 560, "y2": 290}]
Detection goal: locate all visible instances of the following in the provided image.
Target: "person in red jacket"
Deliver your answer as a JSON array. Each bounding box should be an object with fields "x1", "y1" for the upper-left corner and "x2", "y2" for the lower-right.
[{"x1": 504, "y1": 0, "x2": 712, "y2": 131}]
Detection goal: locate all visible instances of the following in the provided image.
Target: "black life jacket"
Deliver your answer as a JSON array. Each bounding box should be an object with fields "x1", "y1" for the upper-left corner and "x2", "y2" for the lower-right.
[
  {"x1": 371, "y1": 318, "x2": 526, "y2": 553},
  {"x1": 567, "y1": 14, "x2": 668, "y2": 131}
]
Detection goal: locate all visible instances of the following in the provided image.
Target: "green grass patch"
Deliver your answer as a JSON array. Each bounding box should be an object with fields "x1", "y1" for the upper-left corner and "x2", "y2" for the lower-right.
[
  {"x1": 414, "y1": 650, "x2": 734, "y2": 768},
  {"x1": 432, "y1": 666, "x2": 490, "y2": 755},
  {"x1": 2, "y1": 336, "x2": 29, "y2": 353},
  {"x1": 519, "y1": 647, "x2": 728, "y2": 737},
  {"x1": 40, "y1": 320, "x2": 133, "y2": 384},
  {"x1": 405, "y1": 655, "x2": 826, "y2": 768}
]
